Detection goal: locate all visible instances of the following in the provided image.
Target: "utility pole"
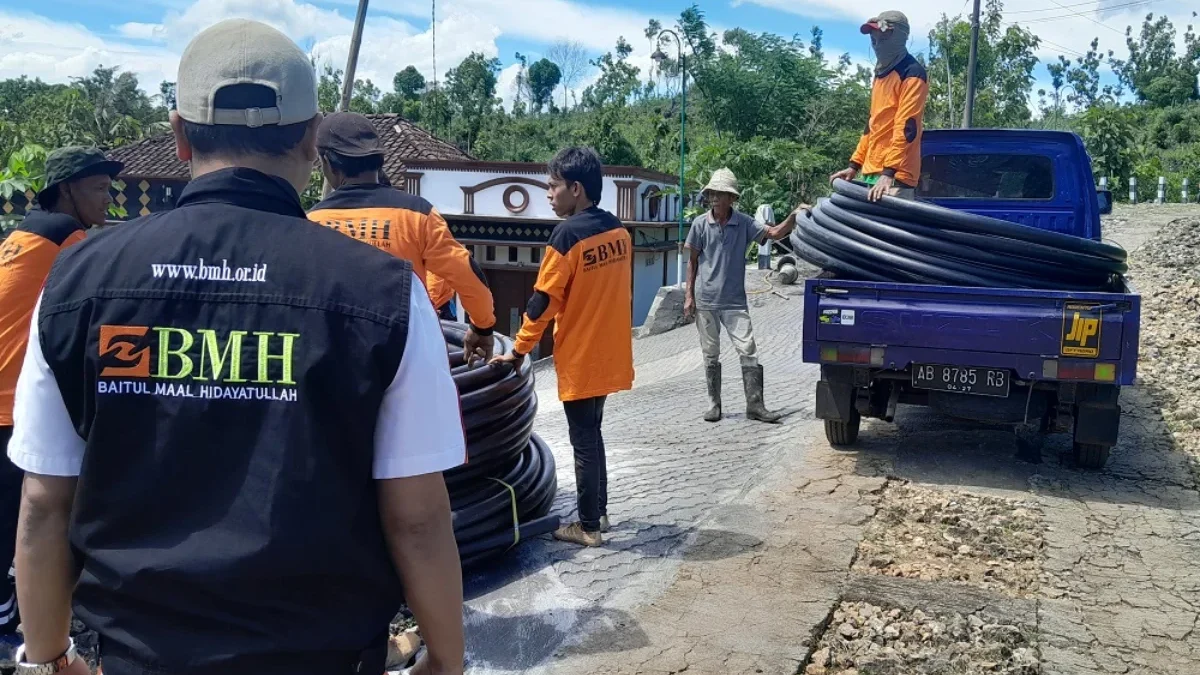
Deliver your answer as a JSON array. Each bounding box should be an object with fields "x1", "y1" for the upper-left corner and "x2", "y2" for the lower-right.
[
  {"x1": 339, "y1": 0, "x2": 370, "y2": 112},
  {"x1": 323, "y1": 0, "x2": 369, "y2": 199},
  {"x1": 962, "y1": 0, "x2": 981, "y2": 128}
]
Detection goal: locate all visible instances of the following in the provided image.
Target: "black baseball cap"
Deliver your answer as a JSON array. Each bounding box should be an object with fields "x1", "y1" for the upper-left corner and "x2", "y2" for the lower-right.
[
  {"x1": 317, "y1": 112, "x2": 383, "y2": 158},
  {"x1": 38, "y1": 146, "x2": 124, "y2": 202}
]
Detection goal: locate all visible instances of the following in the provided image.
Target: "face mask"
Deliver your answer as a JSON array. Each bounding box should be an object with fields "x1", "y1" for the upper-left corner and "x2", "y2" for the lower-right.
[{"x1": 872, "y1": 25, "x2": 910, "y2": 76}]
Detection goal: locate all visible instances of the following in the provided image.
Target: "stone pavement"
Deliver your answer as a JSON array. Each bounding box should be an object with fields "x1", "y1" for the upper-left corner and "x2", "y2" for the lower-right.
[{"x1": 460, "y1": 206, "x2": 1200, "y2": 675}]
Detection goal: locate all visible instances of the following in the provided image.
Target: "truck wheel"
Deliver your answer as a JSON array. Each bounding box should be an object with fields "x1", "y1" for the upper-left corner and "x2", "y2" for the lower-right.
[
  {"x1": 825, "y1": 409, "x2": 861, "y2": 446},
  {"x1": 1072, "y1": 443, "x2": 1111, "y2": 469}
]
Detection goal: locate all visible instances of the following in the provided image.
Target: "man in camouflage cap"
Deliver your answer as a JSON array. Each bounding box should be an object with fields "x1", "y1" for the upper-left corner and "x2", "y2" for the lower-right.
[{"x1": 0, "y1": 145, "x2": 121, "y2": 643}]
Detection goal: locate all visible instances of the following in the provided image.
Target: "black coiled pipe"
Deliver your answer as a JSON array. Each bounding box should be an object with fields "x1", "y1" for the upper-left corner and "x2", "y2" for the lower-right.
[
  {"x1": 440, "y1": 323, "x2": 559, "y2": 568},
  {"x1": 789, "y1": 179, "x2": 1127, "y2": 291}
]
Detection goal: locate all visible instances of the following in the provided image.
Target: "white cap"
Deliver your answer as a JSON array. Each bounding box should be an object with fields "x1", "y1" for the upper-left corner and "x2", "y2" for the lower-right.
[{"x1": 176, "y1": 19, "x2": 319, "y2": 127}]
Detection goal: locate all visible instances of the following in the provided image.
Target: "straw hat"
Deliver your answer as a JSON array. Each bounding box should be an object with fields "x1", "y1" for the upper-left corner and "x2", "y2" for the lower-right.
[{"x1": 702, "y1": 168, "x2": 740, "y2": 197}]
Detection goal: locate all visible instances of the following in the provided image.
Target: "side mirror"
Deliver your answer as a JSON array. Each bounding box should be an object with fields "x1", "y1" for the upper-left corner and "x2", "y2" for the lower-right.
[{"x1": 1097, "y1": 189, "x2": 1113, "y2": 216}]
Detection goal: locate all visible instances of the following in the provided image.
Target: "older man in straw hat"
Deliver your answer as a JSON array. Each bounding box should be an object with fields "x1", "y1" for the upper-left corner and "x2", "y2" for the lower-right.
[{"x1": 684, "y1": 168, "x2": 809, "y2": 423}]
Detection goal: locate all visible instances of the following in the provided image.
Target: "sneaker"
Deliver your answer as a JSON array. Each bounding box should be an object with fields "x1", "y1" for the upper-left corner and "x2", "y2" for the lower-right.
[
  {"x1": 553, "y1": 522, "x2": 602, "y2": 547},
  {"x1": 600, "y1": 516, "x2": 611, "y2": 533}
]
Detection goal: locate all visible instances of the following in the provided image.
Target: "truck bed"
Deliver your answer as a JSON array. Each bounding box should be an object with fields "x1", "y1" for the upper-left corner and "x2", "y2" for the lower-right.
[{"x1": 802, "y1": 278, "x2": 1141, "y2": 386}]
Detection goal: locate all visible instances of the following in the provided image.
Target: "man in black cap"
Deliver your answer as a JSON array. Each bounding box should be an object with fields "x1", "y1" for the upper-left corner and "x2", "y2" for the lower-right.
[
  {"x1": 309, "y1": 112, "x2": 497, "y2": 364},
  {"x1": 9, "y1": 19, "x2": 465, "y2": 675},
  {"x1": 0, "y1": 146, "x2": 121, "y2": 642}
]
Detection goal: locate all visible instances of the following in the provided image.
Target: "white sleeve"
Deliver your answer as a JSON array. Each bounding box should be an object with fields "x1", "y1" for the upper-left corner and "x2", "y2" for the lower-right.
[
  {"x1": 373, "y1": 273, "x2": 467, "y2": 479},
  {"x1": 9, "y1": 293, "x2": 86, "y2": 477}
]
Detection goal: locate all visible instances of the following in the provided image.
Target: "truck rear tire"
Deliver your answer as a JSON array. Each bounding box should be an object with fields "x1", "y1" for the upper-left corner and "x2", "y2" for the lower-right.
[
  {"x1": 1072, "y1": 443, "x2": 1111, "y2": 469},
  {"x1": 825, "y1": 409, "x2": 861, "y2": 446}
]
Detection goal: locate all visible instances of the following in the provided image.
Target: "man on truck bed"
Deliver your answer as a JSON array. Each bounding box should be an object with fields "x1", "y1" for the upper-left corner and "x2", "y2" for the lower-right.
[
  {"x1": 683, "y1": 168, "x2": 807, "y2": 424},
  {"x1": 490, "y1": 147, "x2": 634, "y2": 548},
  {"x1": 309, "y1": 112, "x2": 496, "y2": 363},
  {"x1": 830, "y1": 10, "x2": 928, "y2": 202},
  {"x1": 0, "y1": 146, "x2": 122, "y2": 642}
]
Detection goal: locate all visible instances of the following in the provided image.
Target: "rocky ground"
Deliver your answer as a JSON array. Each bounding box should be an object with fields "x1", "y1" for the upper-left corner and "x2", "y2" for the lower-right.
[
  {"x1": 852, "y1": 483, "x2": 1044, "y2": 597},
  {"x1": 805, "y1": 601, "x2": 1039, "y2": 675},
  {"x1": 1120, "y1": 210, "x2": 1200, "y2": 474}
]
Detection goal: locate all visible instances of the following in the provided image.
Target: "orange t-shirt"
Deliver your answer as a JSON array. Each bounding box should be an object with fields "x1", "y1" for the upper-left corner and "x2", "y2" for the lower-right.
[
  {"x1": 0, "y1": 210, "x2": 86, "y2": 426},
  {"x1": 515, "y1": 207, "x2": 634, "y2": 402},
  {"x1": 308, "y1": 184, "x2": 495, "y2": 330}
]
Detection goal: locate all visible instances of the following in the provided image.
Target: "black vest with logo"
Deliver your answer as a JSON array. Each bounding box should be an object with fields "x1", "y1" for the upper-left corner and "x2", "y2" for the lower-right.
[{"x1": 37, "y1": 169, "x2": 413, "y2": 674}]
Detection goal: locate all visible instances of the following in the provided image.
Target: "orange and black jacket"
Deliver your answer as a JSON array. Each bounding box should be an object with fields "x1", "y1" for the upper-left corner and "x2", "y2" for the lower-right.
[
  {"x1": 0, "y1": 209, "x2": 86, "y2": 426},
  {"x1": 515, "y1": 207, "x2": 634, "y2": 402},
  {"x1": 851, "y1": 54, "x2": 929, "y2": 188},
  {"x1": 308, "y1": 184, "x2": 496, "y2": 332}
]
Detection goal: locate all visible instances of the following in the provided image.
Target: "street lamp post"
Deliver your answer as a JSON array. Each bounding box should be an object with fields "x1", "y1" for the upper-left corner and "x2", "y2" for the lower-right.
[{"x1": 651, "y1": 31, "x2": 687, "y2": 288}]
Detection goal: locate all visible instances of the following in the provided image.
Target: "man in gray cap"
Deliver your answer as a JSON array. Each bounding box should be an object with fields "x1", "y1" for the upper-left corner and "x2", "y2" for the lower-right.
[
  {"x1": 831, "y1": 10, "x2": 929, "y2": 202},
  {"x1": 0, "y1": 146, "x2": 121, "y2": 644},
  {"x1": 683, "y1": 168, "x2": 808, "y2": 424},
  {"x1": 9, "y1": 19, "x2": 464, "y2": 675}
]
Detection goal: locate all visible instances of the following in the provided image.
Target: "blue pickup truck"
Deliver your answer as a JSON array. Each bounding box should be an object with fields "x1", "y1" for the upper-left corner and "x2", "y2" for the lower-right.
[{"x1": 800, "y1": 129, "x2": 1139, "y2": 468}]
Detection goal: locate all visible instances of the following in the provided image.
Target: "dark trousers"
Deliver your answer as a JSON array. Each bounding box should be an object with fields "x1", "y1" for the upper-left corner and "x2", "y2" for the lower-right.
[
  {"x1": 0, "y1": 427, "x2": 19, "y2": 628},
  {"x1": 563, "y1": 397, "x2": 607, "y2": 533}
]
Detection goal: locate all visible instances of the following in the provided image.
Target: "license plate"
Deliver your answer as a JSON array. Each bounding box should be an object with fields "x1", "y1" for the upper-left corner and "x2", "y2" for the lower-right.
[{"x1": 912, "y1": 364, "x2": 1011, "y2": 398}]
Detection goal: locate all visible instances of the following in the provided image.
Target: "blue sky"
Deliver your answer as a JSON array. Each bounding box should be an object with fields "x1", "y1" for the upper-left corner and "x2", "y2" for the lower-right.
[{"x1": 0, "y1": 0, "x2": 1191, "y2": 111}]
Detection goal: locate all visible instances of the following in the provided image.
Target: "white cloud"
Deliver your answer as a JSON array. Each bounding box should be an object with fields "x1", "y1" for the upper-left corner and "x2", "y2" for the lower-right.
[
  {"x1": 738, "y1": 0, "x2": 1194, "y2": 61},
  {"x1": 0, "y1": 10, "x2": 178, "y2": 87},
  {"x1": 117, "y1": 0, "x2": 353, "y2": 44}
]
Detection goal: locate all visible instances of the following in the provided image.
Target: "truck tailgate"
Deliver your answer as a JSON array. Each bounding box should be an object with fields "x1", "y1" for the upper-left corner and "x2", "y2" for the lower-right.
[{"x1": 804, "y1": 279, "x2": 1139, "y2": 380}]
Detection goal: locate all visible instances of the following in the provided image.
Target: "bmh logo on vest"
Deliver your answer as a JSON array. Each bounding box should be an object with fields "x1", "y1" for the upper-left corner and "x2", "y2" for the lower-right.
[
  {"x1": 582, "y1": 239, "x2": 629, "y2": 271},
  {"x1": 97, "y1": 325, "x2": 299, "y2": 402}
]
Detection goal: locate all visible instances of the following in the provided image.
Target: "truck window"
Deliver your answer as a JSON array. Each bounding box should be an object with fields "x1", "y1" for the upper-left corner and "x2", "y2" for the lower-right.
[{"x1": 918, "y1": 154, "x2": 1055, "y2": 200}]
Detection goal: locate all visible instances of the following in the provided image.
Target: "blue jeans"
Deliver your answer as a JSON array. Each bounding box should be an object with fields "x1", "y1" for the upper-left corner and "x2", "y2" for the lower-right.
[{"x1": 563, "y1": 397, "x2": 608, "y2": 532}]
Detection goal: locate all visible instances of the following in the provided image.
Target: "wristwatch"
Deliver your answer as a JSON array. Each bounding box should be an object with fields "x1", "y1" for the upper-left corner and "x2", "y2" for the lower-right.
[{"x1": 14, "y1": 638, "x2": 77, "y2": 674}]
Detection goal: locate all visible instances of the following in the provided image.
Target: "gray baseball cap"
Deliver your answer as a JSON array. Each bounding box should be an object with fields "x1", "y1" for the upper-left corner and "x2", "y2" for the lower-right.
[
  {"x1": 176, "y1": 19, "x2": 318, "y2": 127},
  {"x1": 861, "y1": 10, "x2": 910, "y2": 34}
]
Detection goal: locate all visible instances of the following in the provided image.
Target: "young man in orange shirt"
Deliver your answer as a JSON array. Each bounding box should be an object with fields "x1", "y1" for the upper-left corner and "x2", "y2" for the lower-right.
[
  {"x1": 491, "y1": 147, "x2": 634, "y2": 547},
  {"x1": 0, "y1": 147, "x2": 121, "y2": 639}
]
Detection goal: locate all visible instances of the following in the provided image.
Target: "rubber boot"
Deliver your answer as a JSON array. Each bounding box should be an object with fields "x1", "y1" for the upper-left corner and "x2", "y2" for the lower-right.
[
  {"x1": 704, "y1": 363, "x2": 722, "y2": 422},
  {"x1": 743, "y1": 365, "x2": 782, "y2": 424}
]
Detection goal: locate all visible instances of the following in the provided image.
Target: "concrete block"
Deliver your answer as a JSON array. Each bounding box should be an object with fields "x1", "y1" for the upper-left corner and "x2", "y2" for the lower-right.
[{"x1": 635, "y1": 285, "x2": 692, "y2": 339}]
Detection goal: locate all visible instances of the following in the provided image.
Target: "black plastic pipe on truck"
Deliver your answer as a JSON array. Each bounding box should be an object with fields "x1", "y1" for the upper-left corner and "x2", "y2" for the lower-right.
[{"x1": 788, "y1": 179, "x2": 1127, "y2": 292}]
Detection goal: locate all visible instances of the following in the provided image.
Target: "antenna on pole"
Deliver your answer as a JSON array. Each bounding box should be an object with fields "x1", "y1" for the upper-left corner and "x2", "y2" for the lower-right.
[{"x1": 432, "y1": 0, "x2": 439, "y2": 138}]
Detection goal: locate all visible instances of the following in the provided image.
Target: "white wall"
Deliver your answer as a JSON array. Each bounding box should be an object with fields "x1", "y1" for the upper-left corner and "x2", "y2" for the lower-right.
[{"x1": 417, "y1": 168, "x2": 672, "y2": 222}]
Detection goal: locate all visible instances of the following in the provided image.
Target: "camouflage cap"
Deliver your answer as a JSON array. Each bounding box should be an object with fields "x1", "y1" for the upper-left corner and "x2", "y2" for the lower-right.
[{"x1": 39, "y1": 146, "x2": 124, "y2": 200}]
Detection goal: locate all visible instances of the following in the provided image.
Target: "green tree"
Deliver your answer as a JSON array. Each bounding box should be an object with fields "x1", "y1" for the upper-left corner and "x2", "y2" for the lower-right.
[
  {"x1": 926, "y1": 1, "x2": 1041, "y2": 129},
  {"x1": 583, "y1": 38, "x2": 641, "y2": 109},
  {"x1": 446, "y1": 53, "x2": 501, "y2": 154},
  {"x1": 1110, "y1": 14, "x2": 1200, "y2": 108},
  {"x1": 70, "y1": 66, "x2": 166, "y2": 148},
  {"x1": 528, "y1": 59, "x2": 562, "y2": 113},
  {"x1": 1079, "y1": 105, "x2": 1136, "y2": 184},
  {"x1": 393, "y1": 66, "x2": 427, "y2": 101}
]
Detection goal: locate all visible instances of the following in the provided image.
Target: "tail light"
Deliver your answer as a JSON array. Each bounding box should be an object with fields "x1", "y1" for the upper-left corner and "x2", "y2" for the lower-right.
[{"x1": 1043, "y1": 359, "x2": 1117, "y2": 382}]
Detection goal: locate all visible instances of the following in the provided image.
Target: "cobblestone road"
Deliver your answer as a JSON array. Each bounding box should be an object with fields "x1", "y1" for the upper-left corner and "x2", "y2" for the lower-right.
[{"x1": 460, "y1": 204, "x2": 1200, "y2": 675}]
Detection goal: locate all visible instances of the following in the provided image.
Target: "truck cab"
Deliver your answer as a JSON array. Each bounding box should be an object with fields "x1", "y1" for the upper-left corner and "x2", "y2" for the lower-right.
[{"x1": 802, "y1": 129, "x2": 1137, "y2": 468}]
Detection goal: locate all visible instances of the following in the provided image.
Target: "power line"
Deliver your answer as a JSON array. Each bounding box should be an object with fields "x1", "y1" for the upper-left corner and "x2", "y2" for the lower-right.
[
  {"x1": 1008, "y1": 0, "x2": 1157, "y2": 14},
  {"x1": 1044, "y1": 0, "x2": 1127, "y2": 35}
]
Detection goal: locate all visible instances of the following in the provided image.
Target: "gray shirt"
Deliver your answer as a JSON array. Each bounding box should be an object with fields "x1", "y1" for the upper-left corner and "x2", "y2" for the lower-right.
[{"x1": 685, "y1": 209, "x2": 767, "y2": 311}]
